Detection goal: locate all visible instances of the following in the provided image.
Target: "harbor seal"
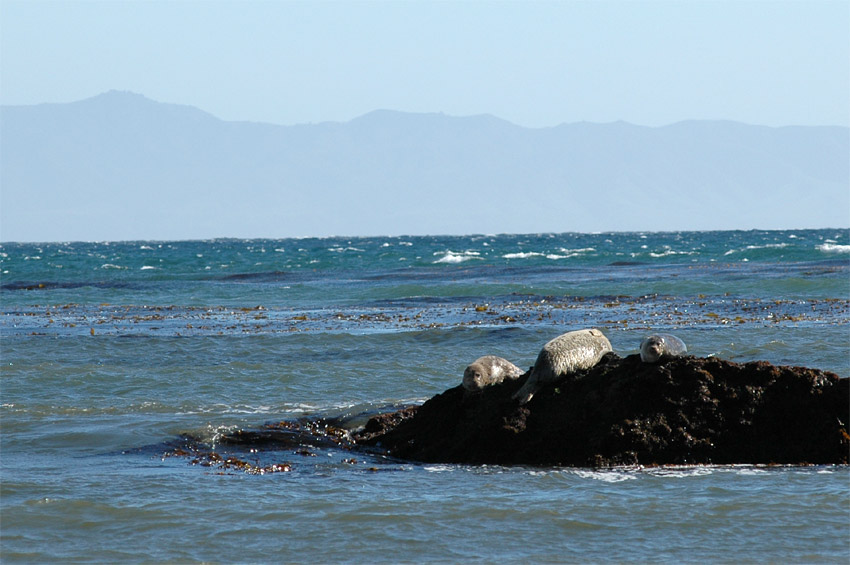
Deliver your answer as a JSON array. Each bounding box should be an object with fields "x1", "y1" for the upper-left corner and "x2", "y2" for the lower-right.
[
  {"x1": 462, "y1": 355, "x2": 524, "y2": 392},
  {"x1": 512, "y1": 328, "x2": 612, "y2": 405},
  {"x1": 639, "y1": 334, "x2": 687, "y2": 363}
]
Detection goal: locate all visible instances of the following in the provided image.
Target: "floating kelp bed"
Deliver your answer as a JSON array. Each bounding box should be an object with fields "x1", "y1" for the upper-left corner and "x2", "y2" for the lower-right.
[
  {"x1": 161, "y1": 355, "x2": 849, "y2": 474},
  {"x1": 161, "y1": 414, "x2": 410, "y2": 475},
  {"x1": 6, "y1": 295, "x2": 849, "y2": 337}
]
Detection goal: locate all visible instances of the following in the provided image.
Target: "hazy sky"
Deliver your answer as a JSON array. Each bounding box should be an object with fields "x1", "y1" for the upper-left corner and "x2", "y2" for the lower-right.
[{"x1": 2, "y1": 0, "x2": 848, "y2": 128}]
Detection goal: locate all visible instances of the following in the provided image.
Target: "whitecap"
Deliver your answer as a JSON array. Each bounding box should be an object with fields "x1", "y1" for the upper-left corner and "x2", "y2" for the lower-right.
[
  {"x1": 100, "y1": 263, "x2": 127, "y2": 269},
  {"x1": 744, "y1": 243, "x2": 788, "y2": 250},
  {"x1": 140, "y1": 265, "x2": 156, "y2": 270},
  {"x1": 648, "y1": 250, "x2": 695, "y2": 258},
  {"x1": 817, "y1": 243, "x2": 850, "y2": 254},
  {"x1": 433, "y1": 250, "x2": 481, "y2": 264},
  {"x1": 502, "y1": 252, "x2": 544, "y2": 259}
]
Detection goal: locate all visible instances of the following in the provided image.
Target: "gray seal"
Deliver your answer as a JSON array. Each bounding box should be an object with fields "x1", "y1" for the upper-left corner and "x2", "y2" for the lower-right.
[
  {"x1": 463, "y1": 355, "x2": 524, "y2": 392},
  {"x1": 639, "y1": 334, "x2": 687, "y2": 363},
  {"x1": 513, "y1": 328, "x2": 612, "y2": 405}
]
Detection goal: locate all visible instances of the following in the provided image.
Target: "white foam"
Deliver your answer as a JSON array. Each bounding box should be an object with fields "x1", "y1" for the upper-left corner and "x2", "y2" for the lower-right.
[
  {"x1": 433, "y1": 250, "x2": 481, "y2": 264},
  {"x1": 733, "y1": 467, "x2": 768, "y2": 476},
  {"x1": 140, "y1": 265, "x2": 156, "y2": 270},
  {"x1": 817, "y1": 243, "x2": 850, "y2": 253},
  {"x1": 100, "y1": 263, "x2": 126, "y2": 269},
  {"x1": 424, "y1": 465, "x2": 456, "y2": 473},
  {"x1": 645, "y1": 466, "x2": 715, "y2": 478},
  {"x1": 744, "y1": 243, "x2": 788, "y2": 250},
  {"x1": 571, "y1": 469, "x2": 637, "y2": 482},
  {"x1": 502, "y1": 252, "x2": 544, "y2": 259},
  {"x1": 648, "y1": 249, "x2": 695, "y2": 258}
]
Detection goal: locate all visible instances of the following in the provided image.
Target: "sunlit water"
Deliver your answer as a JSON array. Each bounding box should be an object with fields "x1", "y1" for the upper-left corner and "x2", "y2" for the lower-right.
[{"x1": 2, "y1": 230, "x2": 848, "y2": 562}]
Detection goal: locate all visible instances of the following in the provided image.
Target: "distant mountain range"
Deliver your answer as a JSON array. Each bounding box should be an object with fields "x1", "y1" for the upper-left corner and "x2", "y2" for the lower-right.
[{"x1": 2, "y1": 90, "x2": 847, "y2": 242}]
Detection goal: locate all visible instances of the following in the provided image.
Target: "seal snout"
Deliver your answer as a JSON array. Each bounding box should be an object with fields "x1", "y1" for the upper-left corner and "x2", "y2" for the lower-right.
[
  {"x1": 462, "y1": 356, "x2": 524, "y2": 393},
  {"x1": 639, "y1": 334, "x2": 687, "y2": 363}
]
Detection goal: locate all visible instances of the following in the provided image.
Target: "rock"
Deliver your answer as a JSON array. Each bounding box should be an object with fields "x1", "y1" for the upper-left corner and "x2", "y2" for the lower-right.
[{"x1": 353, "y1": 354, "x2": 849, "y2": 466}]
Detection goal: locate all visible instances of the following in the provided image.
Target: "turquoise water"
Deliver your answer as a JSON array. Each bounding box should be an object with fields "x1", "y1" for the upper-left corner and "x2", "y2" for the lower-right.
[{"x1": 2, "y1": 230, "x2": 849, "y2": 562}]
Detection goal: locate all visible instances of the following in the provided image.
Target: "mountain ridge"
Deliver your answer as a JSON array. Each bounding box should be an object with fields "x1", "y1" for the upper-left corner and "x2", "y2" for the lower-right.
[{"x1": 1, "y1": 92, "x2": 847, "y2": 242}]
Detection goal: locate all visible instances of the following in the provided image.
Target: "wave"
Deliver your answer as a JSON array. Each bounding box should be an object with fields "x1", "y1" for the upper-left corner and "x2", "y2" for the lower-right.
[
  {"x1": 433, "y1": 250, "x2": 481, "y2": 264},
  {"x1": 647, "y1": 249, "x2": 697, "y2": 258},
  {"x1": 746, "y1": 243, "x2": 789, "y2": 250},
  {"x1": 817, "y1": 243, "x2": 850, "y2": 254}
]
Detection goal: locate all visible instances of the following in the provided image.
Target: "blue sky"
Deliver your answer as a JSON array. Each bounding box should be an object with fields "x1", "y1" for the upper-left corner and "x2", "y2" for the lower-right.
[{"x1": 1, "y1": 0, "x2": 848, "y2": 128}]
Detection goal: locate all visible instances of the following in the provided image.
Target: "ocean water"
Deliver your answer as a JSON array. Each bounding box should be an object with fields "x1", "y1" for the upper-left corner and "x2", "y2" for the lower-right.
[{"x1": 1, "y1": 229, "x2": 848, "y2": 563}]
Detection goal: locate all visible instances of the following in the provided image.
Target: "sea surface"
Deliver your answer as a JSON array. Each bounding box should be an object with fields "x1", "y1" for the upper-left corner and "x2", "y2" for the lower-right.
[{"x1": 2, "y1": 229, "x2": 849, "y2": 563}]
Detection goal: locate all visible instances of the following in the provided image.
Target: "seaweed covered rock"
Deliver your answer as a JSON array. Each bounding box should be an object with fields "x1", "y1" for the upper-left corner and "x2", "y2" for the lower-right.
[{"x1": 353, "y1": 354, "x2": 849, "y2": 466}]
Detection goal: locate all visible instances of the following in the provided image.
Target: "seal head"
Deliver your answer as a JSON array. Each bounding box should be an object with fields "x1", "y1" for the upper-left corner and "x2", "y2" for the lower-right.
[
  {"x1": 463, "y1": 355, "x2": 524, "y2": 392},
  {"x1": 512, "y1": 328, "x2": 612, "y2": 405},
  {"x1": 639, "y1": 334, "x2": 687, "y2": 363}
]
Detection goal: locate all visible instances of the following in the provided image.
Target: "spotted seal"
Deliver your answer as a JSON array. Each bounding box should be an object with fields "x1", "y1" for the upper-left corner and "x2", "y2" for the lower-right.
[
  {"x1": 512, "y1": 328, "x2": 612, "y2": 405},
  {"x1": 639, "y1": 334, "x2": 687, "y2": 363},
  {"x1": 462, "y1": 355, "x2": 524, "y2": 392}
]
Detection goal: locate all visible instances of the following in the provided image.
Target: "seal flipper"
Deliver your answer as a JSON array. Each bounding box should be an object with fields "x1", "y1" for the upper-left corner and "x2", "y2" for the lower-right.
[{"x1": 512, "y1": 372, "x2": 539, "y2": 405}]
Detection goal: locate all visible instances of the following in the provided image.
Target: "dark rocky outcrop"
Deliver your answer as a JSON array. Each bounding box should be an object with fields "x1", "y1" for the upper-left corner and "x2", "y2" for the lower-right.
[{"x1": 353, "y1": 354, "x2": 849, "y2": 466}]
